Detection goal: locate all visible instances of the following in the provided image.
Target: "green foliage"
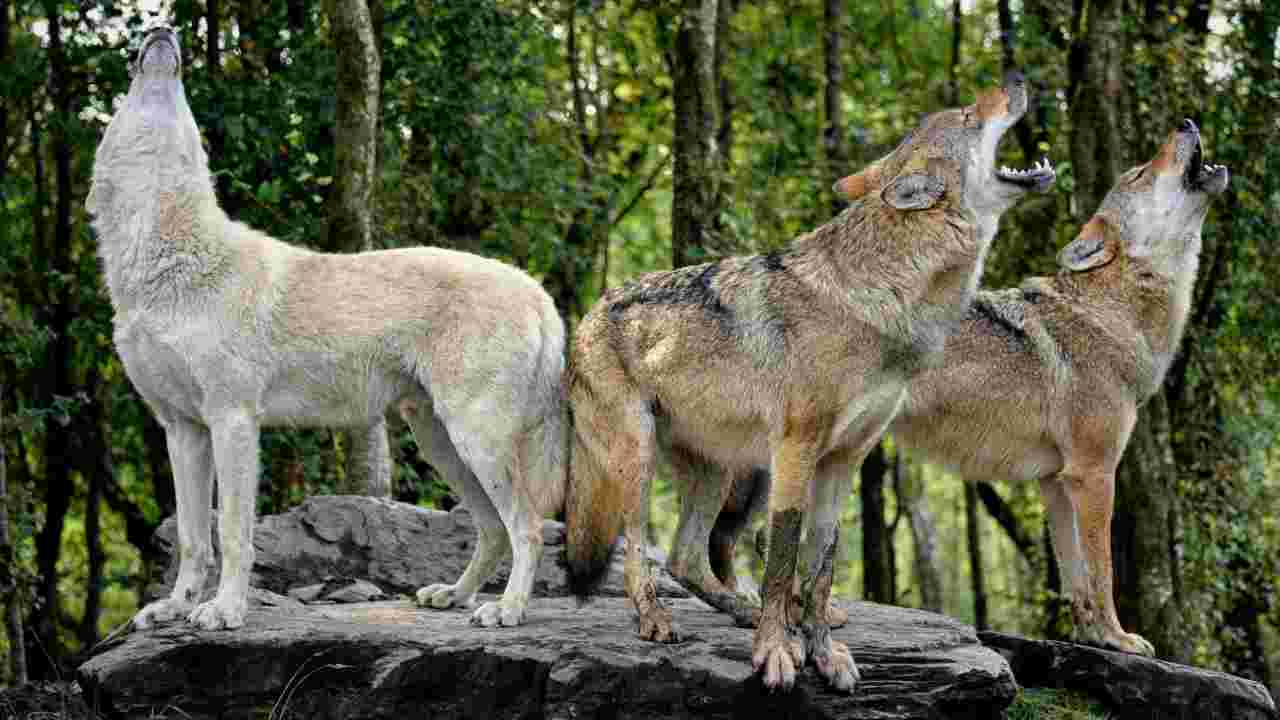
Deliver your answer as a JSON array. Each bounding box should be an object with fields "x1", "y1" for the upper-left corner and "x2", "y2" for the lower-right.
[{"x1": 1007, "y1": 688, "x2": 1110, "y2": 720}]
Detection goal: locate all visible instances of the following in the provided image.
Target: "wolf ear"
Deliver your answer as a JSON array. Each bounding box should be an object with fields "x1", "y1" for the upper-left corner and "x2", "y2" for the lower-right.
[
  {"x1": 880, "y1": 171, "x2": 946, "y2": 211},
  {"x1": 833, "y1": 164, "x2": 882, "y2": 201},
  {"x1": 1058, "y1": 217, "x2": 1116, "y2": 271}
]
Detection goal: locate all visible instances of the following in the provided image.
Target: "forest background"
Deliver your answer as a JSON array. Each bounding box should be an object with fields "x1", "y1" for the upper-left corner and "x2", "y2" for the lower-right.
[{"x1": 0, "y1": 0, "x2": 1277, "y2": 700}]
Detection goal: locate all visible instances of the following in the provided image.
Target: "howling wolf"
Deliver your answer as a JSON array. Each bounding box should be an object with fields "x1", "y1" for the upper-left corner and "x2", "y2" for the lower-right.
[{"x1": 88, "y1": 27, "x2": 567, "y2": 632}]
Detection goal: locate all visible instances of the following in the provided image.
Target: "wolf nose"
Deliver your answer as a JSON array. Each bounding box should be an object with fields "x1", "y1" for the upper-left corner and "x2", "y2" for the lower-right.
[{"x1": 1180, "y1": 118, "x2": 1197, "y2": 134}]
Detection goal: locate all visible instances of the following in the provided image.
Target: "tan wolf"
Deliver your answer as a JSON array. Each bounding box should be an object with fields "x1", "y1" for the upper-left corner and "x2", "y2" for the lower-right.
[
  {"x1": 564, "y1": 74, "x2": 1054, "y2": 693},
  {"x1": 692, "y1": 119, "x2": 1228, "y2": 659},
  {"x1": 88, "y1": 27, "x2": 567, "y2": 632}
]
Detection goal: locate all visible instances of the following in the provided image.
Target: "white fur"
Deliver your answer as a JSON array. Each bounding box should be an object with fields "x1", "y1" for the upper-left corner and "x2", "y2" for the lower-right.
[{"x1": 89, "y1": 30, "x2": 567, "y2": 631}]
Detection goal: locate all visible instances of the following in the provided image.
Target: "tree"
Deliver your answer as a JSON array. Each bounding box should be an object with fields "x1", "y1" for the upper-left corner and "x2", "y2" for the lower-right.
[
  {"x1": 324, "y1": 0, "x2": 389, "y2": 498},
  {"x1": 668, "y1": 0, "x2": 721, "y2": 269}
]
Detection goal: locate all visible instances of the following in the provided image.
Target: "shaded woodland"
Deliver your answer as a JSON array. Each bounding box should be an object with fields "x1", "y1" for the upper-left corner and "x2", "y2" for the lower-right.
[{"x1": 0, "y1": 0, "x2": 1277, "y2": 700}]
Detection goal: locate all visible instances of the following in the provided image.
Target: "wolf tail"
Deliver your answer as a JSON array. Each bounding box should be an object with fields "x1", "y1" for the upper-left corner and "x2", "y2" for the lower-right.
[{"x1": 561, "y1": 360, "x2": 627, "y2": 603}]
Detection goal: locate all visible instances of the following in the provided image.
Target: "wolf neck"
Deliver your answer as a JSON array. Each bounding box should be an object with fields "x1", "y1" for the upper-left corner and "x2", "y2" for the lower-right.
[
  {"x1": 1058, "y1": 240, "x2": 1201, "y2": 389},
  {"x1": 96, "y1": 158, "x2": 230, "y2": 313}
]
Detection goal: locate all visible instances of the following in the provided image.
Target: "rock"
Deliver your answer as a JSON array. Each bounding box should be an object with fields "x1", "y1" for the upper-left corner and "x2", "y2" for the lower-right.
[
  {"x1": 150, "y1": 496, "x2": 690, "y2": 604},
  {"x1": 79, "y1": 598, "x2": 1015, "y2": 720},
  {"x1": 325, "y1": 579, "x2": 386, "y2": 603},
  {"x1": 979, "y1": 631, "x2": 1279, "y2": 720}
]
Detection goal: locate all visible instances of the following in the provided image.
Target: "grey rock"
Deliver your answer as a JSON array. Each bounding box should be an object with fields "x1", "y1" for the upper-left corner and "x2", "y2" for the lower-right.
[
  {"x1": 325, "y1": 579, "x2": 386, "y2": 603},
  {"x1": 980, "y1": 631, "x2": 1279, "y2": 720},
  {"x1": 79, "y1": 598, "x2": 1016, "y2": 720},
  {"x1": 150, "y1": 496, "x2": 690, "y2": 604}
]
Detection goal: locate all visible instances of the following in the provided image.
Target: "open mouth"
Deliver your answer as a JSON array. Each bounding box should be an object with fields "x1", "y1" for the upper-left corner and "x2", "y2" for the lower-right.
[
  {"x1": 1184, "y1": 135, "x2": 1228, "y2": 192},
  {"x1": 996, "y1": 157, "x2": 1056, "y2": 192}
]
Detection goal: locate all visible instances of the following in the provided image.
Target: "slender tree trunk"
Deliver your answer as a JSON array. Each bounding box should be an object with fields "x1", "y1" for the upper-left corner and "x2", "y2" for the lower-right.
[
  {"x1": 79, "y1": 428, "x2": 103, "y2": 648},
  {"x1": 1068, "y1": 0, "x2": 1124, "y2": 219},
  {"x1": 964, "y1": 483, "x2": 988, "y2": 630},
  {"x1": 0, "y1": 385, "x2": 28, "y2": 686},
  {"x1": 860, "y1": 444, "x2": 892, "y2": 604},
  {"x1": 895, "y1": 455, "x2": 942, "y2": 612},
  {"x1": 324, "y1": 0, "x2": 389, "y2": 497},
  {"x1": 947, "y1": 0, "x2": 961, "y2": 106},
  {"x1": 32, "y1": 0, "x2": 78, "y2": 675},
  {"x1": 996, "y1": 0, "x2": 1037, "y2": 163},
  {"x1": 670, "y1": 0, "x2": 719, "y2": 268},
  {"x1": 974, "y1": 481, "x2": 1035, "y2": 563},
  {"x1": 823, "y1": 0, "x2": 846, "y2": 216}
]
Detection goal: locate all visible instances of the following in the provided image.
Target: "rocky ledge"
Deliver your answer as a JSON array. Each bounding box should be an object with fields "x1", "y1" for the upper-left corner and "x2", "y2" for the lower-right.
[
  {"x1": 981, "y1": 631, "x2": 1277, "y2": 720},
  {"x1": 79, "y1": 596, "x2": 1014, "y2": 720}
]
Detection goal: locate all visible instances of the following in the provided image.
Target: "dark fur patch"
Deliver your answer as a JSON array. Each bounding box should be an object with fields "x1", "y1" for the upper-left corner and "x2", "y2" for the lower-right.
[
  {"x1": 968, "y1": 295, "x2": 1028, "y2": 346},
  {"x1": 607, "y1": 262, "x2": 732, "y2": 324},
  {"x1": 761, "y1": 508, "x2": 804, "y2": 616},
  {"x1": 753, "y1": 250, "x2": 788, "y2": 273}
]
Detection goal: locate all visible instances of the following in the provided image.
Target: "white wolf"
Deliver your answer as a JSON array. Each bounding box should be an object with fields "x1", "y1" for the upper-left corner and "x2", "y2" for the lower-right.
[{"x1": 87, "y1": 27, "x2": 567, "y2": 631}]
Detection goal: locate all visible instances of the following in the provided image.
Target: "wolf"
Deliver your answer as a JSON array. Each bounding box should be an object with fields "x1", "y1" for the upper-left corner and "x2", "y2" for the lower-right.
[
  {"x1": 87, "y1": 27, "x2": 567, "y2": 632},
  {"x1": 563, "y1": 73, "x2": 1054, "y2": 693},
  {"x1": 692, "y1": 119, "x2": 1228, "y2": 658}
]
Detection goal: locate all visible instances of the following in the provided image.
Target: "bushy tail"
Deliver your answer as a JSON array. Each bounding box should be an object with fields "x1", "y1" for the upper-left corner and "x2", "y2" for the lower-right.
[{"x1": 561, "y1": 365, "x2": 625, "y2": 603}]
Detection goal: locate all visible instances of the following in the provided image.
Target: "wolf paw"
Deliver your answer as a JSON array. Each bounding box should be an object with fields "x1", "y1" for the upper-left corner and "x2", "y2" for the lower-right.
[
  {"x1": 132, "y1": 597, "x2": 195, "y2": 629},
  {"x1": 471, "y1": 600, "x2": 525, "y2": 628},
  {"x1": 752, "y1": 629, "x2": 805, "y2": 692},
  {"x1": 636, "y1": 607, "x2": 681, "y2": 643},
  {"x1": 812, "y1": 639, "x2": 859, "y2": 693},
  {"x1": 827, "y1": 602, "x2": 850, "y2": 629},
  {"x1": 1105, "y1": 630, "x2": 1156, "y2": 657},
  {"x1": 415, "y1": 583, "x2": 476, "y2": 610},
  {"x1": 188, "y1": 595, "x2": 246, "y2": 630}
]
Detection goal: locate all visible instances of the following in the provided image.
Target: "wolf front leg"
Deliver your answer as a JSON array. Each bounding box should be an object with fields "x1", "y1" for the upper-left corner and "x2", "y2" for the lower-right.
[
  {"x1": 133, "y1": 417, "x2": 215, "y2": 629},
  {"x1": 189, "y1": 410, "x2": 260, "y2": 631},
  {"x1": 798, "y1": 448, "x2": 860, "y2": 693},
  {"x1": 753, "y1": 433, "x2": 819, "y2": 692},
  {"x1": 1040, "y1": 467, "x2": 1155, "y2": 656}
]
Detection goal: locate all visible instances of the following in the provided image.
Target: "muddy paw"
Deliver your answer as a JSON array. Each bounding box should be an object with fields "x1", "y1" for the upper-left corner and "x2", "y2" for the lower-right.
[
  {"x1": 132, "y1": 598, "x2": 195, "y2": 630},
  {"x1": 636, "y1": 608, "x2": 681, "y2": 643},
  {"x1": 471, "y1": 600, "x2": 525, "y2": 628},
  {"x1": 827, "y1": 602, "x2": 849, "y2": 629},
  {"x1": 1106, "y1": 630, "x2": 1156, "y2": 657},
  {"x1": 187, "y1": 596, "x2": 246, "y2": 631},
  {"x1": 812, "y1": 639, "x2": 859, "y2": 693},
  {"x1": 415, "y1": 583, "x2": 476, "y2": 610},
  {"x1": 752, "y1": 629, "x2": 805, "y2": 692}
]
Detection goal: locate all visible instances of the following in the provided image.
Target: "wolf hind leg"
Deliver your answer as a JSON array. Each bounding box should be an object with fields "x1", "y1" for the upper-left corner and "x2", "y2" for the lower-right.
[
  {"x1": 667, "y1": 452, "x2": 761, "y2": 628},
  {"x1": 404, "y1": 404, "x2": 510, "y2": 611}
]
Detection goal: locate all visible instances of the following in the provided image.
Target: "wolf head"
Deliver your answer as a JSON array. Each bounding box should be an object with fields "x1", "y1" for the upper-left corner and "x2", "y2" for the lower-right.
[
  {"x1": 832, "y1": 73, "x2": 1054, "y2": 228},
  {"x1": 1058, "y1": 119, "x2": 1228, "y2": 279},
  {"x1": 87, "y1": 27, "x2": 213, "y2": 224}
]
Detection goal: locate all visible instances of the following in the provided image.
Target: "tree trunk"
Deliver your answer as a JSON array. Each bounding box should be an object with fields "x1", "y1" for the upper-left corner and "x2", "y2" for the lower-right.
[
  {"x1": 206, "y1": 0, "x2": 233, "y2": 209},
  {"x1": 996, "y1": 0, "x2": 1037, "y2": 163},
  {"x1": 964, "y1": 483, "x2": 988, "y2": 630},
  {"x1": 1068, "y1": 0, "x2": 1124, "y2": 219},
  {"x1": 974, "y1": 481, "x2": 1035, "y2": 563},
  {"x1": 670, "y1": 0, "x2": 719, "y2": 268},
  {"x1": 860, "y1": 444, "x2": 893, "y2": 604},
  {"x1": 31, "y1": 0, "x2": 78, "y2": 675},
  {"x1": 822, "y1": 0, "x2": 846, "y2": 216},
  {"x1": 79, "y1": 427, "x2": 104, "y2": 648},
  {"x1": 947, "y1": 0, "x2": 961, "y2": 105},
  {"x1": 0, "y1": 385, "x2": 28, "y2": 686},
  {"x1": 325, "y1": 0, "x2": 389, "y2": 497},
  {"x1": 895, "y1": 454, "x2": 942, "y2": 612}
]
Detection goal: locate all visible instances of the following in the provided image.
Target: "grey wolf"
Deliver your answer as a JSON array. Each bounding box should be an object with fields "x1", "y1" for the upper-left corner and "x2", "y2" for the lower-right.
[
  {"x1": 692, "y1": 119, "x2": 1227, "y2": 660},
  {"x1": 87, "y1": 27, "x2": 567, "y2": 631},
  {"x1": 564, "y1": 74, "x2": 1053, "y2": 692}
]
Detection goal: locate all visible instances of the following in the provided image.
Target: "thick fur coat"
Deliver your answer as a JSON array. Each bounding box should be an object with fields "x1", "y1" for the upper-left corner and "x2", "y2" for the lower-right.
[{"x1": 88, "y1": 28, "x2": 567, "y2": 631}]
